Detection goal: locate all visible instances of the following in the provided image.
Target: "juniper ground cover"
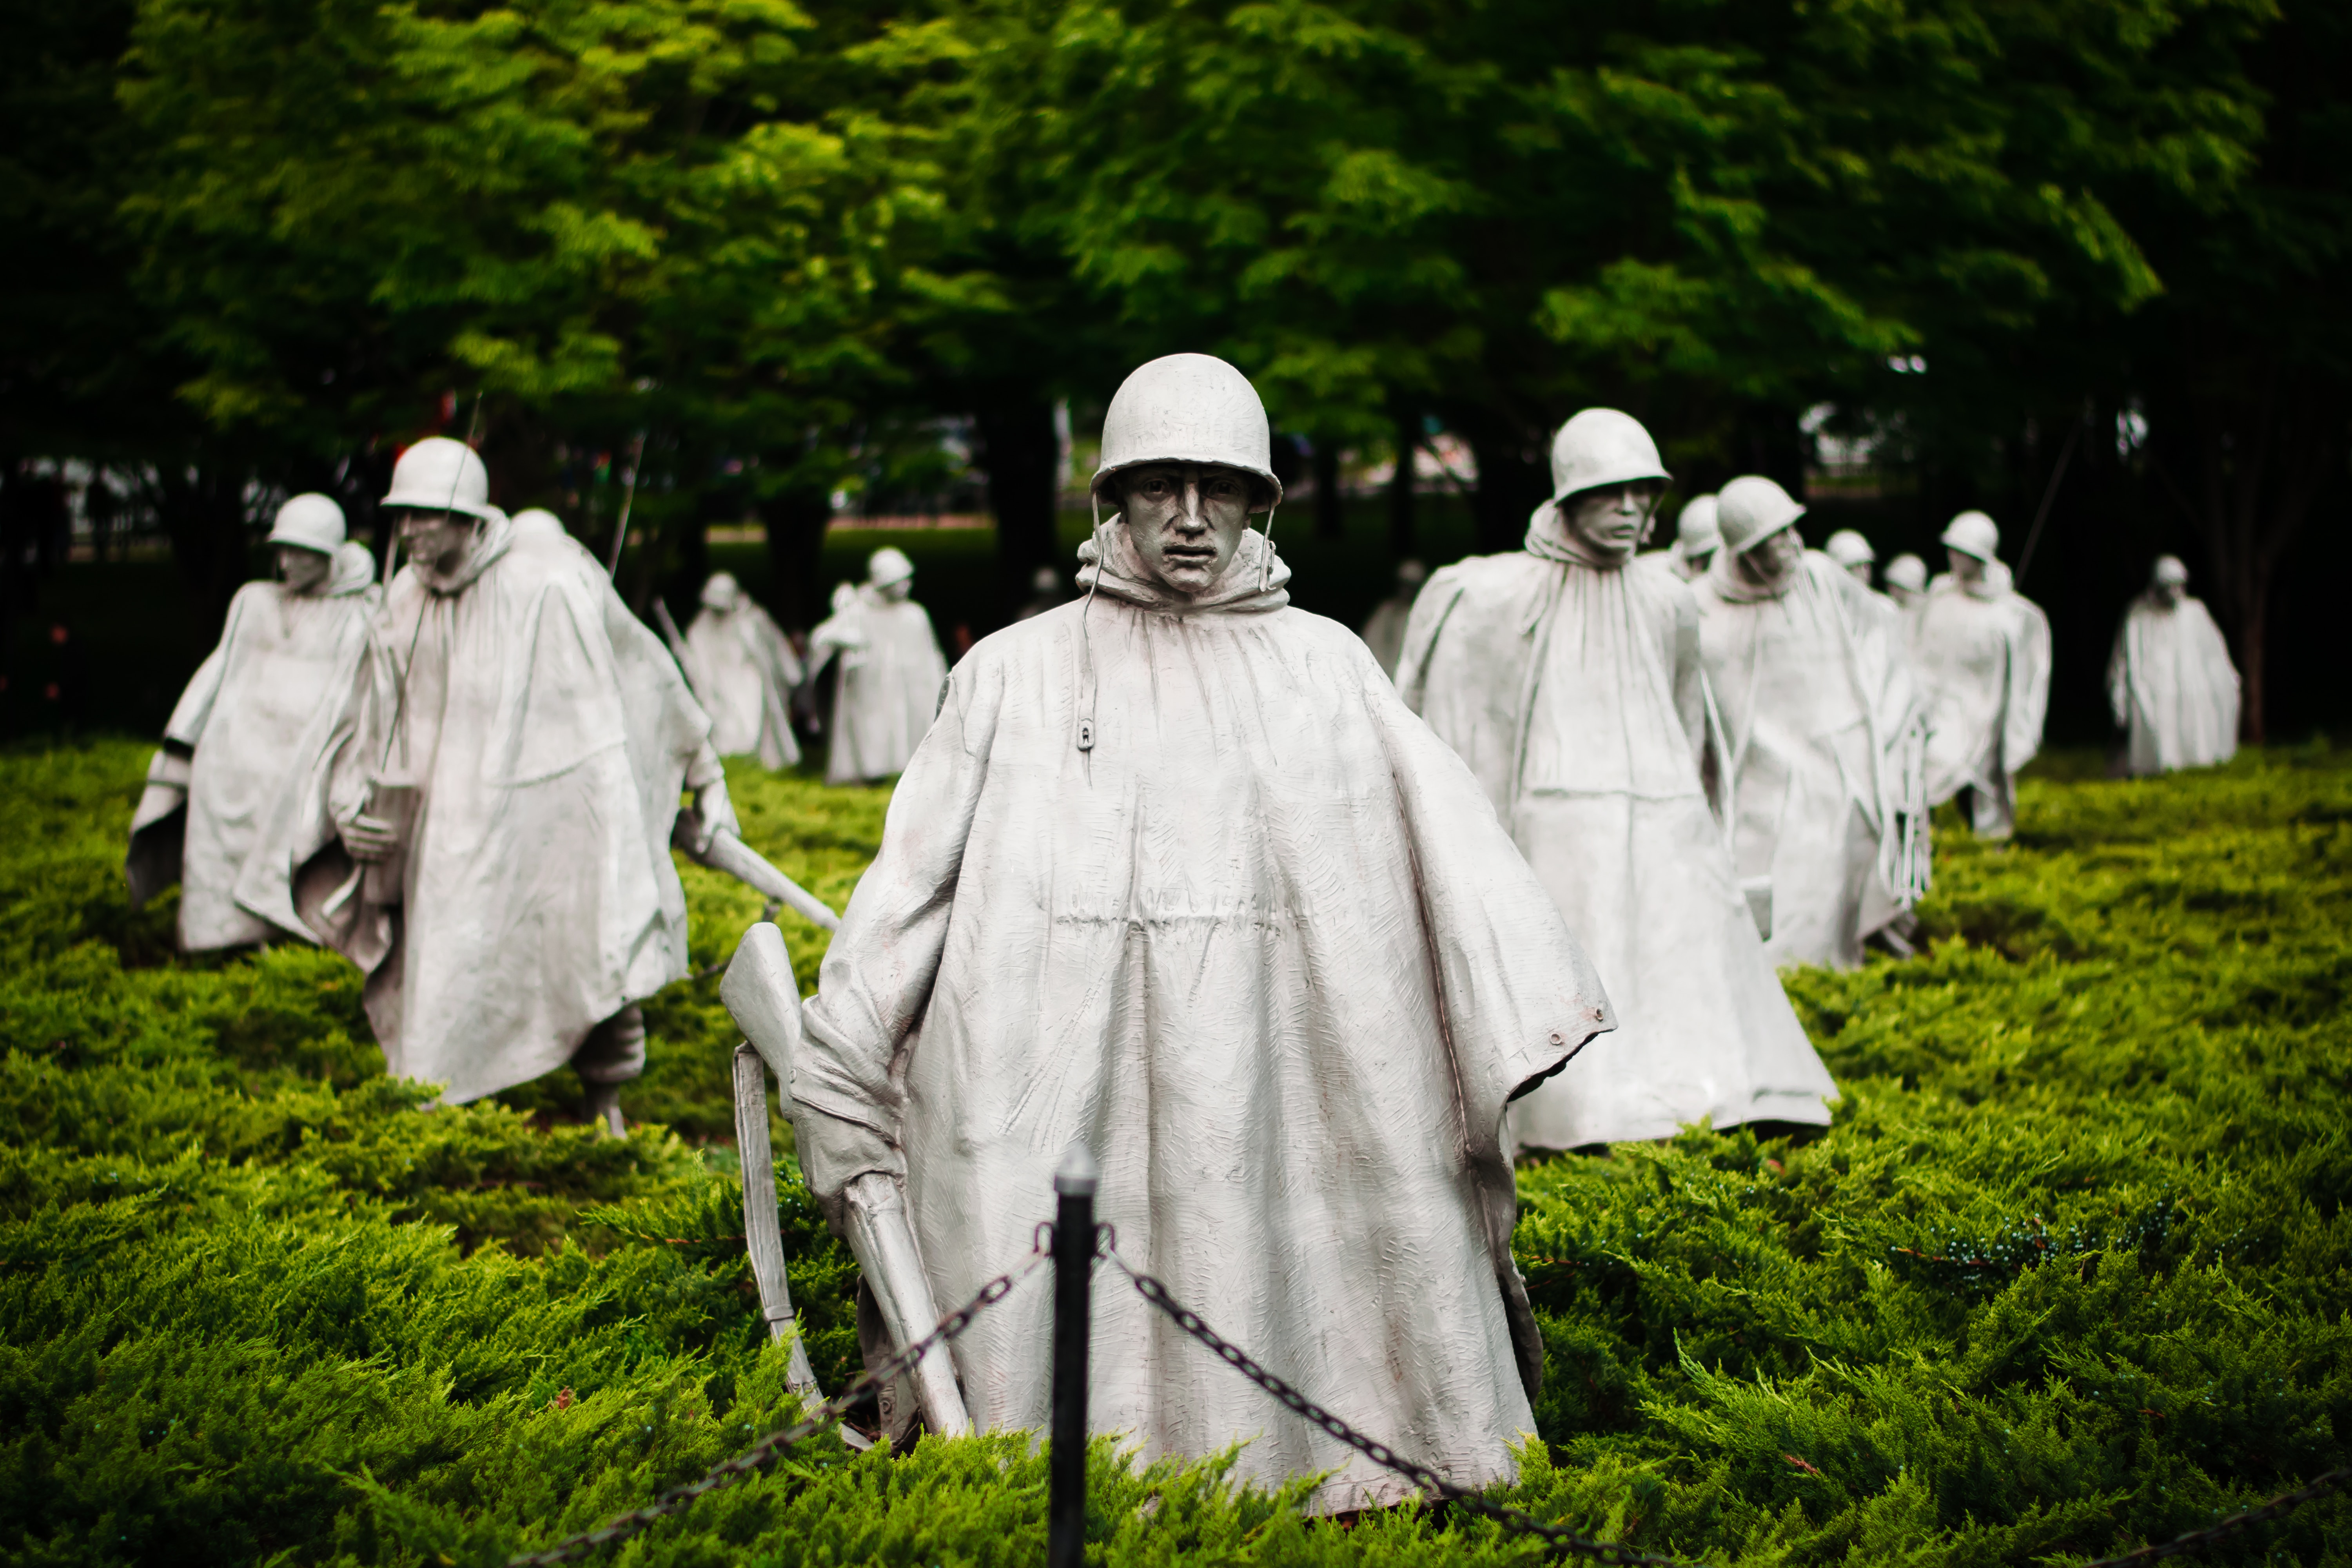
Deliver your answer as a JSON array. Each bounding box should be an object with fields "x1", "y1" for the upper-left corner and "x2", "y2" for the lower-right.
[{"x1": 1, "y1": 740, "x2": 2345, "y2": 1566}]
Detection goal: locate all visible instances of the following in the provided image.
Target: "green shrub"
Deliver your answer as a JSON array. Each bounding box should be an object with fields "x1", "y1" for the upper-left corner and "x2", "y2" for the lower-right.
[{"x1": 0, "y1": 740, "x2": 2345, "y2": 1564}]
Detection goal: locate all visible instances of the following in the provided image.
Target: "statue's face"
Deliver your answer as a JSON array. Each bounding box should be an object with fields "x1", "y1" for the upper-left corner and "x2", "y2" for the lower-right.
[
  {"x1": 277, "y1": 545, "x2": 332, "y2": 594},
  {"x1": 1735, "y1": 528, "x2": 1804, "y2": 589},
  {"x1": 1842, "y1": 558, "x2": 1874, "y2": 587},
  {"x1": 2154, "y1": 580, "x2": 2184, "y2": 608},
  {"x1": 1563, "y1": 481, "x2": 1662, "y2": 559},
  {"x1": 396, "y1": 508, "x2": 477, "y2": 579},
  {"x1": 877, "y1": 575, "x2": 913, "y2": 603},
  {"x1": 1947, "y1": 547, "x2": 1987, "y2": 585},
  {"x1": 1120, "y1": 463, "x2": 1256, "y2": 596}
]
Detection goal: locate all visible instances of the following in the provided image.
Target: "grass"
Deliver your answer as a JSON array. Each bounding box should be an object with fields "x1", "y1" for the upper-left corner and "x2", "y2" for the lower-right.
[{"x1": 0, "y1": 739, "x2": 2346, "y2": 1566}]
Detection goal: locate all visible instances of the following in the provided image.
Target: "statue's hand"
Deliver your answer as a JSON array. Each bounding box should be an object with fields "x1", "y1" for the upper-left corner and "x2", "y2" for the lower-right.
[{"x1": 341, "y1": 812, "x2": 400, "y2": 864}]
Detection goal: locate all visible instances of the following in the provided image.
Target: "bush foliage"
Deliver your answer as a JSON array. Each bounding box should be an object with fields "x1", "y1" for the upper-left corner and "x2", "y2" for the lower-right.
[{"x1": 2, "y1": 740, "x2": 2347, "y2": 1566}]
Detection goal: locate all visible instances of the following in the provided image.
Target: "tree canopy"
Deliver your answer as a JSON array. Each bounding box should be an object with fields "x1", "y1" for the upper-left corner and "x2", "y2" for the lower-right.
[{"x1": 2, "y1": 0, "x2": 2344, "y2": 731}]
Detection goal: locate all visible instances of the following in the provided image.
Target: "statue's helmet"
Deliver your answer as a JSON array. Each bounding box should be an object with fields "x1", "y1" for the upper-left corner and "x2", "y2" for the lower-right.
[
  {"x1": 1674, "y1": 494, "x2": 1721, "y2": 557},
  {"x1": 1091, "y1": 354, "x2": 1283, "y2": 509},
  {"x1": 1824, "y1": 529, "x2": 1876, "y2": 568},
  {"x1": 382, "y1": 437, "x2": 496, "y2": 519},
  {"x1": 2152, "y1": 554, "x2": 2189, "y2": 587},
  {"x1": 1940, "y1": 510, "x2": 2001, "y2": 563},
  {"x1": 510, "y1": 507, "x2": 565, "y2": 540},
  {"x1": 1716, "y1": 475, "x2": 1807, "y2": 556},
  {"x1": 867, "y1": 546, "x2": 915, "y2": 588},
  {"x1": 1884, "y1": 553, "x2": 1928, "y2": 593},
  {"x1": 702, "y1": 570, "x2": 742, "y2": 609},
  {"x1": 1548, "y1": 409, "x2": 1669, "y2": 501},
  {"x1": 268, "y1": 492, "x2": 347, "y2": 554}
]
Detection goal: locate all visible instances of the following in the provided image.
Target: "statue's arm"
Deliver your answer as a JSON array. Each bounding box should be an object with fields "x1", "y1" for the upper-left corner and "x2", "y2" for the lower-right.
[{"x1": 793, "y1": 664, "x2": 993, "y2": 1207}]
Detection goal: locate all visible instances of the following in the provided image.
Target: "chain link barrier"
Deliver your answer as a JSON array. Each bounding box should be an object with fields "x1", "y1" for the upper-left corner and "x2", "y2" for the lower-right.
[
  {"x1": 506, "y1": 1220, "x2": 2343, "y2": 1568},
  {"x1": 506, "y1": 1243, "x2": 1047, "y2": 1567},
  {"x1": 2075, "y1": 1466, "x2": 2350, "y2": 1566},
  {"x1": 1107, "y1": 1247, "x2": 1717, "y2": 1568},
  {"x1": 1110, "y1": 1247, "x2": 2349, "y2": 1568}
]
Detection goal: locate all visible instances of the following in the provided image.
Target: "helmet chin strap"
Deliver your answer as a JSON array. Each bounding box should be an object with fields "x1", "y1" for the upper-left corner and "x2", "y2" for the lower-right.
[
  {"x1": 1258, "y1": 499, "x2": 1280, "y2": 591},
  {"x1": 1076, "y1": 492, "x2": 1106, "y2": 757}
]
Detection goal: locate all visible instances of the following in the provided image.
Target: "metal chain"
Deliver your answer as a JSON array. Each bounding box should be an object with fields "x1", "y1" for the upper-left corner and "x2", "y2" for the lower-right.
[
  {"x1": 1107, "y1": 1249, "x2": 1716, "y2": 1568},
  {"x1": 2077, "y1": 1466, "x2": 2350, "y2": 1566},
  {"x1": 1115, "y1": 1248, "x2": 2348, "y2": 1568},
  {"x1": 507, "y1": 1245, "x2": 1047, "y2": 1567}
]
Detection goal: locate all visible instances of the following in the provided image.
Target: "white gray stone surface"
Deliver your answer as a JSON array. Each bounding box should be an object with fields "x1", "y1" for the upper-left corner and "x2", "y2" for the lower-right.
[
  {"x1": 2108, "y1": 555, "x2": 2238, "y2": 775},
  {"x1": 127, "y1": 496, "x2": 379, "y2": 950},
  {"x1": 1400, "y1": 416, "x2": 1834, "y2": 1147},
  {"x1": 808, "y1": 548, "x2": 947, "y2": 784},
  {"x1": 1694, "y1": 477, "x2": 1927, "y2": 971},
  {"x1": 282, "y1": 440, "x2": 732, "y2": 1105},
  {"x1": 769, "y1": 354, "x2": 1612, "y2": 1514},
  {"x1": 685, "y1": 572, "x2": 804, "y2": 770},
  {"x1": 1909, "y1": 512, "x2": 2049, "y2": 838}
]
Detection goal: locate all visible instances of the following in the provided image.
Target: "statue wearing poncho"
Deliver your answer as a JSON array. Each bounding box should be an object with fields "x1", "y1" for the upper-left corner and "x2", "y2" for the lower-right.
[
  {"x1": 684, "y1": 572, "x2": 803, "y2": 770},
  {"x1": 1398, "y1": 412, "x2": 1835, "y2": 1149},
  {"x1": 790, "y1": 355, "x2": 1612, "y2": 1512},
  {"x1": 1910, "y1": 511, "x2": 2051, "y2": 838},
  {"x1": 2107, "y1": 555, "x2": 2238, "y2": 775},
  {"x1": 127, "y1": 494, "x2": 379, "y2": 950},
  {"x1": 1693, "y1": 478, "x2": 1927, "y2": 971},
  {"x1": 808, "y1": 547, "x2": 948, "y2": 784},
  {"x1": 286, "y1": 441, "x2": 734, "y2": 1115}
]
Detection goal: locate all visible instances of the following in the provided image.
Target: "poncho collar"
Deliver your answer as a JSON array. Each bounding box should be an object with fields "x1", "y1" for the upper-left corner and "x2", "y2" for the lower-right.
[
  {"x1": 1706, "y1": 540, "x2": 1803, "y2": 604},
  {"x1": 1523, "y1": 499, "x2": 1637, "y2": 571},
  {"x1": 1076, "y1": 521, "x2": 1291, "y2": 614},
  {"x1": 412, "y1": 511, "x2": 515, "y2": 597},
  {"x1": 323, "y1": 540, "x2": 377, "y2": 598}
]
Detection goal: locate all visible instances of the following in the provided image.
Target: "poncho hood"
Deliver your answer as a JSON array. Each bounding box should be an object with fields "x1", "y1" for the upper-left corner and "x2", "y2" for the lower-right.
[{"x1": 1076, "y1": 522, "x2": 1290, "y2": 613}]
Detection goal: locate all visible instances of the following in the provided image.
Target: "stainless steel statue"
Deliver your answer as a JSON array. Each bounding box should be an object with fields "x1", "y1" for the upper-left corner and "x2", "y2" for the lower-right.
[
  {"x1": 285, "y1": 439, "x2": 735, "y2": 1134},
  {"x1": 1909, "y1": 510, "x2": 2050, "y2": 838},
  {"x1": 739, "y1": 354, "x2": 1613, "y2": 1509},
  {"x1": 2108, "y1": 554, "x2": 2238, "y2": 775},
  {"x1": 1662, "y1": 494, "x2": 1720, "y2": 582},
  {"x1": 1693, "y1": 477, "x2": 1928, "y2": 970},
  {"x1": 126, "y1": 494, "x2": 379, "y2": 949},
  {"x1": 1398, "y1": 410, "x2": 1835, "y2": 1148},
  {"x1": 1823, "y1": 528, "x2": 1877, "y2": 587},
  {"x1": 684, "y1": 572, "x2": 804, "y2": 770},
  {"x1": 1357, "y1": 557, "x2": 1426, "y2": 678},
  {"x1": 1883, "y1": 552, "x2": 1928, "y2": 610},
  {"x1": 808, "y1": 546, "x2": 948, "y2": 784}
]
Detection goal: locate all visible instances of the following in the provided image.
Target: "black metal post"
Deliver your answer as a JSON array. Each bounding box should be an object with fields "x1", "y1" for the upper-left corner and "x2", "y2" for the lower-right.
[{"x1": 1048, "y1": 1142, "x2": 1097, "y2": 1568}]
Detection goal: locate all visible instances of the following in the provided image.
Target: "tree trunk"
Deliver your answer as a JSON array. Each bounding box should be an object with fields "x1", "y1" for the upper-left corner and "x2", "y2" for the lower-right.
[
  {"x1": 975, "y1": 396, "x2": 1060, "y2": 629},
  {"x1": 761, "y1": 480, "x2": 834, "y2": 630},
  {"x1": 1388, "y1": 412, "x2": 1418, "y2": 558},
  {"x1": 1461, "y1": 423, "x2": 1549, "y2": 559},
  {"x1": 1312, "y1": 440, "x2": 1344, "y2": 540},
  {"x1": 151, "y1": 458, "x2": 253, "y2": 631}
]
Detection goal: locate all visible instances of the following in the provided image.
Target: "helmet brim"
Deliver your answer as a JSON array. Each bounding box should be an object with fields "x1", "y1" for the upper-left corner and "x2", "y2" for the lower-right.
[{"x1": 1091, "y1": 456, "x2": 1284, "y2": 510}]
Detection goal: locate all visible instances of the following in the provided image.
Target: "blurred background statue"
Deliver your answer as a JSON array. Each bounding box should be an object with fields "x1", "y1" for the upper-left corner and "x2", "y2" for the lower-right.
[
  {"x1": 807, "y1": 546, "x2": 947, "y2": 784},
  {"x1": 1883, "y1": 553, "x2": 1929, "y2": 610},
  {"x1": 1357, "y1": 557, "x2": 1425, "y2": 679},
  {"x1": 285, "y1": 439, "x2": 734, "y2": 1135},
  {"x1": 2109, "y1": 554, "x2": 2239, "y2": 775},
  {"x1": 1824, "y1": 528, "x2": 1877, "y2": 587},
  {"x1": 125, "y1": 493, "x2": 379, "y2": 950},
  {"x1": 1015, "y1": 563, "x2": 1067, "y2": 620},
  {"x1": 1911, "y1": 510, "x2": 2051, "y2": 838},
  {"x1": 1658, "y1": 494, "x2": 1720, "y2": 582},
  {"x1": 1694, "y1": 477, "x2": 1927, "y2": 969},
  {"x1": 1401, "y1": 410, "x2": 1835, "y2": 1148},
  {"x1": 683, "y1": 571, "x2": 803, "y2": 770}
]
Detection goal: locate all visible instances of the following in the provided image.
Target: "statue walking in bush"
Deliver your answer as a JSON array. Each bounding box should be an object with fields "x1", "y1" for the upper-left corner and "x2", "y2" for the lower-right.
[
  {"x1": 1397, "y1": 410, "x2": 1836, "y2": 1149},
  {"x1": 1908, "y1": 510, "x2": 2052, "y2": 839},
  {"x1": 283, "y1": 438, "x2": 735, "y2": 1135},
  {"x1": 2107, "y1": 554, "x2": 2239, "y2": 775},
  {"x1": 765, "y1": 354, "x2": 1612, "y2": 1508},
  {"x1": 126, "y1": 493, "x2": 379, "y2": 950}
]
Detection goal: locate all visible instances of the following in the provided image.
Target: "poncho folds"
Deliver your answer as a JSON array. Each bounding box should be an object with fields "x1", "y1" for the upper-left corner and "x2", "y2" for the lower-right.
[
  {"x1": 795, "y1": 526, "x2": 1612, "y2": 1513},
  {"x1": 1396, "y1": 506, "x2": 1835, "y2": 1147},
  {"x1": 290, "y1": 517, "x2": 730, "y2": 1103},
  {"x1": 127, "y1": 543, "x2": 379, "y2": 949},
  {"x1": 809, "y1": 585, "x2": 947, "y2": 783},
  {"x1": 2108, "y1": 591, "x2": 2238, "y2": 776},
  {"x1": 1694, "y1": 551, "x2": 1925, "y2": 971},
  {"x1": 684, "y1": 590, "x2": 804, "y2": 769},
  {"x1": 1910, "y1": 563, "x2": 2050, "y2": 837}
]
